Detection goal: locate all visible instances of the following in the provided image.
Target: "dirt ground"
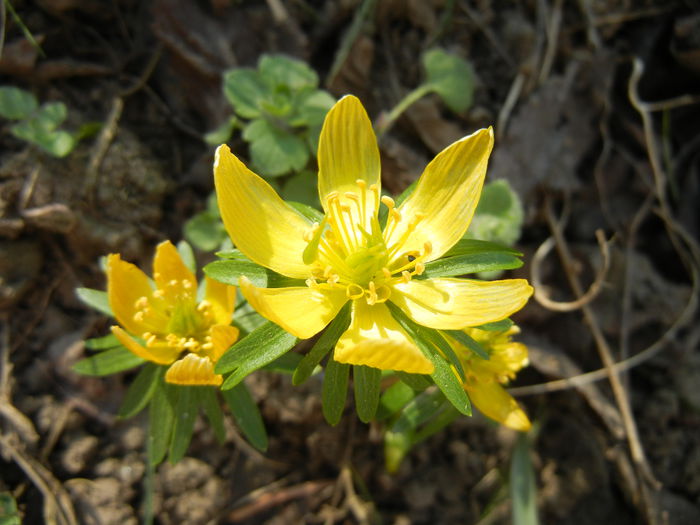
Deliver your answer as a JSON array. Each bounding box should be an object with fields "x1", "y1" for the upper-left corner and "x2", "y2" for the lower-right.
[{"x1": 1, "y1": 1, "x2": 700, "y2": 524}]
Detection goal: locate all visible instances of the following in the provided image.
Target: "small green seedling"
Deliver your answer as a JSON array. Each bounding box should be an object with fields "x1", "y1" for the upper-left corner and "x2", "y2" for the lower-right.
[
  {"x1": 209, "y1": 54, "x2": 335, "y2": 177},
  {"x1": 379, "y1": 48, "x2": 476, "y2": 134},
  {"x1": 0, "y1": 86, "x2": 89, "y2": 157}
]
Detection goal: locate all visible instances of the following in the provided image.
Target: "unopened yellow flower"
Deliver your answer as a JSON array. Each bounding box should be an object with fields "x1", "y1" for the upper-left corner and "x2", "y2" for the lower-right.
[
  {"x1": 451, "y1": 326, "x2": 531, "y2": 431},
  {"x1": 214, "y1": 95, "x2": 532, "y2": 374},
  {"x1": 107, "y1": 241, "x2": 239, "y2": 386}
]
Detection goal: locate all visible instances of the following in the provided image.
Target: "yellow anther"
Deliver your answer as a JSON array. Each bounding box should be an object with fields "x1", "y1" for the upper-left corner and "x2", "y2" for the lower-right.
[
  {"x1": 382, "y1": 267, "x2": 392, "y2": 279},
  {"x1": 134, "y1": 296, "x2": 149, "y2": 309},
  {"x1": 414, "y1": 262, "x2": 425, "y2": 276},
  {"x1": 369, "y1": 184, "x2": 379, "y2": 193},
  {"x1": 133, "y1": 311, "x2": 145, "y2": 322},
  {"x1": 146, "y1": 334, "x2": 158, "y2": 347},
  {"x1": 153, "y1": 289, "x2": 165, "y2": 299},
  {"x1": 201, "y1": 342, "x2": 214, "y2": 351},
  {"x1": 401, "y1": 271, "x2": 411, "y2": 283},
  {"x1": 323, "y1": 265, "x2": 334, "y2": 279},
  {"x1": 327, "y1": 273, "x2": 340, "y2": 285},
  {"x1": 366, "y1": 281, "x2": 378, "y2": 305},
  {"x1": 344, "y1": 192, "x2": 360, "y2": 201},
  {"x1": 305, "y1": 278, "x2": 318, "y2": 288},
  {"x1": 197, "y1": 301, "x2": 211, "y2": 312},
  {"x1": 380, "y1": 196, "x2": 395, "y2": 208},
  {"x1": 346, "y1": 283, "x2": 364, "y2": 299},
  {"x1": 183, "y1": 280, "x2": 193, "y2": 289},
  {"x1": 423, "y1": 241, "x2": 433, "y2": 256},
  {"x1": 391, "y1": 209, "x2": 402, "y2": 222},
  {"x1": 355, "y1": 179, "x2": 367, "y2": 189}
]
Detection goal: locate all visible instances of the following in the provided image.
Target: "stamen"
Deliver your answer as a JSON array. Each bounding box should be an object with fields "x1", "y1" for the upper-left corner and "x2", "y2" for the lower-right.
[
  {"x1": 401, "y1": 271, "x2": 411, "y2": 283},
  {"x1": 133, "y1": 311, "x2": 145, "y2": 322},
  {"x1": 135, "y1": 296, "x2": 149, "y2": 309},
  {"x1": 382, "y1": 267, "x2": 392, "y2": 279},
  {"x1": 380, "y1": 195, "x2": 395, "y2": 209},
  {"x1": 366, "y1": 281, "x2": 378, "y2": 305},
  {"x1": 414, "y1": 262, "x2": 425, "y2": 276},
  {"x1": 346, "y1": 284, "x2": 364, "y2": 300}
]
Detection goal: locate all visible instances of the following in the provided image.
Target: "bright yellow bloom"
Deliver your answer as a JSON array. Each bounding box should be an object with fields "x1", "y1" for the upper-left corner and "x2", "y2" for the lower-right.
[
  {"x1": 107, "y1": 241, "x2": 239, "y2": 386},
  {"x1": 451, "y1": 326, "x2": 531, "y2": 431},
  {"x1": 214, "y1": 95, "x2": 532, "y2": 375}
]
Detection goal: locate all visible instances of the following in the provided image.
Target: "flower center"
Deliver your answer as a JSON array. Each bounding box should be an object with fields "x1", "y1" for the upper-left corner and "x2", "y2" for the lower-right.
[
  {"x1": 303, "y1": 180, "x2": 432, "y2": 305},
  {"x1": 131, "y1": 278, "x2": 218, "y2": 358}
]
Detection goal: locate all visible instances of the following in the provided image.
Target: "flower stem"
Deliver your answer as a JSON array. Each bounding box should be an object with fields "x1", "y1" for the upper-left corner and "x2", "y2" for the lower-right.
[{"x1": 377, "y1": 84, "x2": 434, "y2": 137}]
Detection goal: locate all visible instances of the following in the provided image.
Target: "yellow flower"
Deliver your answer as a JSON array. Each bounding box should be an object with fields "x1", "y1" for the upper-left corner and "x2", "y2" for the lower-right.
[
  {"x1": 107, "y1": 241, "x2": 239, "y2": 386},
  {"x1": 451, "y1": 326, "x2": 531, "y2": 431},
  {"x1": 214, "y1": 95, "x2": 532, "y2": 375}
]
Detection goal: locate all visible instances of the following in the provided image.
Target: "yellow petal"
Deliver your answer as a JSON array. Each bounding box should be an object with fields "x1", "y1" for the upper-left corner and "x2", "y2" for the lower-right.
[
  {"x1": 334, "y1": 301, "x2": 434, "y2": 374},
  {"x1": 208, "y1": 324, "x2": 240, "y2": 362},
  {"x1": 165, "y1": 354, "x2": 222, "y2": 386},
  {"x1": 107, "y1": 254, "x2": 161, "y2": 335},
  {"x1": 111, "y1": 326, "x2": 179, "y2": 365},
  {"x1": 204, "y1": 277, "x2": 236, "y2": 326},
  {"x1": 239, "y1": 277, "x2": 347, "y2": 339},
  {"x1": 153, "y1": 241, "x2": 196, "y2": 296},
  {"x1": 214, "y1": 145, "x2": 312, "y2": 279},
  {"x1": 467, "y1": 380, "x2": 531, "y2": 432},
  {"x1": 392, "y1": 277, "x2": 533, "y2": 329},
  {"x1": 385, "y1": 128, "x2": 494, "y2": 262},
  {"x1": 317, "y1": 95, "x2": 381, "y2": 222}
]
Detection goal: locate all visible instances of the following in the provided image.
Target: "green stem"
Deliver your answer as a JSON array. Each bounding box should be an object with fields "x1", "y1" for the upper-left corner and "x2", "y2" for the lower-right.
[{"x1": 377, "y1": 84, "x2": 434, "y2": 137}]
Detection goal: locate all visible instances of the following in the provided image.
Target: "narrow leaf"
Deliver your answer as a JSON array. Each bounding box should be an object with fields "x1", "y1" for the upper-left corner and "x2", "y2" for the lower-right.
[
  {"x1": 444, "y1": 238, "x2": 522, "y2": 258},
  {"x1": 353, "y1": 365, "x2": 382, "y2": 423},
  {"x1": 84, "y1": 333, "x2": 121, "y2": 351},
  {"x1": 148, "y1": 382, "x2": 177, "y2": 466},
  {"x1": 293, "y1": 302, "x2": 351, "y2": 385},
  {"x1": 169, "y1": 386, "x2": 199, "y2": 463},
  {"x1": 511, "y1": 433, "x2": 539, "y2": 525},
  {"x1": 322, "y1": 354, "x2": 349, "y2": 426},
  {"x1": 222, "y1": 381, "x2": 268, "y2": 452},
  {"x1": 442, "y1": 329, "x2": 490, "y2": 360},
  {"x1": 72, "y1": 347, "x2": 144, "y2": 376},
  {"x1": 76, "y1": 287, "x2": 113, "y2": 316},
  {"x1": 204, "y1": 259, "x2": 300, "y2": 288},
  {"x1": 396, "y1": 371, "x2": 432, "y2": 391},
  {"x1": 261, "y1": 352, "x2": 303, "y2": 374},
  {"x1": 198, "y1": 387, "x2": 226, "y2": 444},
  {"x1": 420, "y1": 253, "x2": 523, "y2": 279},
  {"x1": 218, "y1": 322, "x2": 298, "y2": 389},
  {"x1": 118, "y1": 363, "x2": 162, "y2": 419},
  {"x1": 476, "y1": 318, "x2": 514, "y2": 332},
  {"x1": 390, "y1": 387, "x2": 446, "y2": 434}
]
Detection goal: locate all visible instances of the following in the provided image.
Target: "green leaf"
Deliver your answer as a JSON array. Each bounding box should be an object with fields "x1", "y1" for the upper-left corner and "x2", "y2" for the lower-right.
[
  {"x1": 476, "y1": 318, "x2": 514, "y2": 332},
  {"x1": 282, "y1": 170, "x2": 320, "y2": 209},
  {"x1": 222, "y1": 381, "x2": 268, "y2": 451},
  {"x1": 259, "y1": 54, "x2": 318, "y2": 91},
  {"x1": 387, "y1": 303, "x2": 471, "y2": 416},
  {"x1": 396, "y1": 371, "x2": 432, "y2": 391},
  {"x1": 184, "y1": 211, "x2": 228, "y2": 252},
  {"x1": 0, "y1": 491, "x2": 21, "y2": 525},
  {"x1": 420, "y1": 252, "x2": 523, "y2": 279},
  {"x1": 511, "y1": 432, "x2": 539, "y2": 525},
  {"x1": 72, "y1": 347, "x2": 145, "y2": 376},
  {"x1": 442, "y1": 329, "x2": 490, "y2": 360},
  {"x1": 443, "y1": 238, "x2": 522, "y2": 258},
  {"x1": 390, "y1": 387, "x2": 446, "y2": 434},
  {"x1": 169, "y1": 386, "x2": 199, "y2": 463},
  {"x1": 118, "y1": 363, "x2": 162, "y2": 419},
  {"x1": 322, "y1": 354, "x2": 350, "y2": 425},
  {"x1": 76, "y1": 287, "x2": 113, "y2": 316},
  {"x1": 411, "y1": 404, "x2": 460, "y2": 444},
  {"x1": 198, "y1": 387, "x2": 226, "y2": 444},
  {"x1": 84, "y1": 333, "x2": 121, "y2": 351},
  {"x1": 244, "y1": 118, "x2": 310, "y2": 177},
  {"x1": 223, "y1": 68, "x2": 265, "y2": 119},
  {"x1": 468, "y1": 179, "x2": 524, "y2": 247},
  {"x1": 0, "y1": 86, "x2": 38, "y2": 120},
  {"x1": 217, "y1": 321, "x2": 298, "y2": 388},
  {"x1": 204, "y1": 259, "x2": 299, "y2": 288},
  {"x1": 293, "y1": 302, "x2": 351, "y2": 385},
  {"x1": 353, "y1": 365, "x2": 382, "y2": 423},
  {"x1": 422, "y1": 48, "x2": 475, "y2": 113},
  {"x1": 376, "y1": 380, "x2": 416, "y2": 421},
  {"x1": 261, "y1": 351, "x2": 303, "y2": 374},
  {"x1": 148, "y1": 381, "x2": 177, "y2": 466},
  {"x1": 384, "y1": 427, "x2": 412, "y2": 473},
  {"x1": 413, "y1": 326, "x2": 466, "y2": 381},
  {"x1": 294, "y1": 88, "x2": 335, "y2": 128},
  {"x1": 204, "y1": 116, "x2": 237, "y2": 145}
]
